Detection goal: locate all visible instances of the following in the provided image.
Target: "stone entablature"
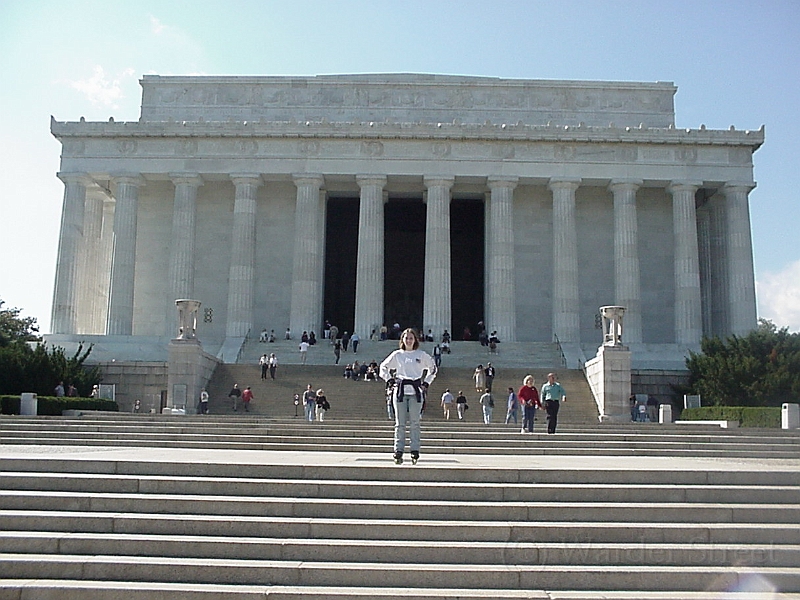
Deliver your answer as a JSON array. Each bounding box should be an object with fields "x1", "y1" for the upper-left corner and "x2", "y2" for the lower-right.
[
  {"x1": 139, "y1": 74, "x2": 678, "y2": 127},
  {"x1": 51, "y1": 119, "x2": 763, "y2": 184}
]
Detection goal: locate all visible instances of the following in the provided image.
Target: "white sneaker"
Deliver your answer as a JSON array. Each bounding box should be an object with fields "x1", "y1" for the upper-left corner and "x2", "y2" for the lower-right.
[{"x1": 520, "y1": 428, "x2": 525, "y2": 434}]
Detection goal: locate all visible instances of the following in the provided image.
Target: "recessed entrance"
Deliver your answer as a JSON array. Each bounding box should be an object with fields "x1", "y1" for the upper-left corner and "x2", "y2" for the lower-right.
[
  {"x1": 323, "y1": 195, "x2": 485, "y2": 340},
  {"x1": 450, "y1": 198, "x2": 485, "y2": 340},
  {"x1": 323, "y1": 197, "x2": 358, "y2": 333},
  {"x1": 384, "y1": 198, "x2": 426, "y2": 329}
]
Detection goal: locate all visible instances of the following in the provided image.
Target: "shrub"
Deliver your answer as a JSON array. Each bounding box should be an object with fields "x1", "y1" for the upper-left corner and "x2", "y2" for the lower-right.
[
  {"x1": 679, "y1": 405, "x2": 781, "y2": 428},
  {"x1": 0, "y1": 394, "x2": 117, "y2": 415}
]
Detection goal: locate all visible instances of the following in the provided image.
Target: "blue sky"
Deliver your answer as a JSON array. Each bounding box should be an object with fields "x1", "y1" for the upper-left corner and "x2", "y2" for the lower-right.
[{"x1": 1, "y1": 0, "x2": 798, "y2": 332}]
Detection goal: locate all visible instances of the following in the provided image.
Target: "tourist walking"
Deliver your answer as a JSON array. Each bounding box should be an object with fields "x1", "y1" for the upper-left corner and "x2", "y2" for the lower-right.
[
  {"x1": 473, "y1": 364, "x2": 485, "y2": 393},
  {"x1": 351, "y1": 331, "x2": 360, "y2": 353},
  {"x1": 299, "y1": 340, "x2": 309, "y2": 364},
  {"x1": 440, "y1": 388, "x2": 454, "y2": 420},
  {"x1": 315, "y1": 389, "x2": 330, "y2": 422},
  {"x1": 228, "y1": 383, "x2": 242, "y2": 411},
  {"x1": 268, "y1": 353, "x2": 278, "y2": 379},
  {"x1": 198, "y1": 388, "x2": 209, "y2": 415},
  {"x1": 504, "y1": 386, "x2": 519, "y2": 425},
  {"x1": 480, "y1": 390, "x2": 494, "y2": 425},
  {"x1": 541, "y1": 372, "x2": 567, "y2": 434},
  {"x1": 518, "y1": 375, "x2": 542, "y2": 433},
  {"x1": 241, "y1": 386, "x2": 254, "y2": 412},
  {"x1": 333, "y1": 338, "x2": 342, "y2": 364},
  {"x1": 456, "y1": 391, "x2": 468, "y2": 420},
  {"x1": 380, "y1": 328, "x2": 437, "y2": 465},
  {"x1": 484, "y1": 362, "x2": 495, "y2": 392},
  {"x1": 302, "y1": 384, "x2": 316, "y2": 421},
  {"x1": 259, "y1": 354, "x2": 268, "y2": 380}
]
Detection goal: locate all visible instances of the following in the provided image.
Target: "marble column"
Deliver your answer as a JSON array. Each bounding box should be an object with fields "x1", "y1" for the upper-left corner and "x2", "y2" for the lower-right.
[
  {"x1": 78, "y1": 184, "x2": 110, "y2": 334},
  {"x1": 549, "y1": 178, "x2": 582, "y2": 344},
  {"x1": 290, "y1": 174, "x2": 325, "y2": 337},
  {"x1": 51, "y1": 172, "x2": 91, "y2": 334},
  {"x1": 486, "y1": 176, "x2": 518, "y2": 342},
  {"x1": 167, "y1": 174, "x2": 203, "y2": 335},
  {"x1": 225, "y1": 174, "x2": 262, "y2": 338},
  {"x1": 722, "y1": 182, "x2": 758, "y2": 335},
  {"x1": 423, "y1": 176, "x2": 454, "y2": 341},
  {"x1": 354, "y1": 175, "x2": 387, "y2": 340},
  {"x1": 609, "y1": 179, "x2": 643, "y2": 343},
  {"x1": 697, "y1": 206, "x2": 714, "y2": 336},
  {"x1": 97, "y1": 198, "x2": 115, "y2": 334},
  {"x1": 107, "y1": 174, "x2": 144, "y2": 336},
  {"x1": 668, "y1": 181, "x2": 703, "y2": 346},
  {"x1": 707, "y1": 195, "x2": 729, "y2": 336}
]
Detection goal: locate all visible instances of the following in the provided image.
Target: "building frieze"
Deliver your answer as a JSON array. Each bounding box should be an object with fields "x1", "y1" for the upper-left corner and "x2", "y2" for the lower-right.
[{"x1": 51, "y1": 116, "x2": 764, "y2": 150}]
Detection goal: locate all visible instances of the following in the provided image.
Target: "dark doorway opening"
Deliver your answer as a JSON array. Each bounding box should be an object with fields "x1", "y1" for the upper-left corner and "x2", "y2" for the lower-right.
[
  {"x1": 451, "y1": 198, "x2": 485, "y2": 340},
  {"x1": 384, "y1": 198, "x2": 426, "y2": 330},
  {"x1": 323, "y1": 197, "x2": 359, "y2": 333}
]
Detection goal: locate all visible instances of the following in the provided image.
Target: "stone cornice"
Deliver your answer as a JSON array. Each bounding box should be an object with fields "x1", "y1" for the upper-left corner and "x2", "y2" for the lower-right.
[{"x1": 50, "y1": 116, "x2": 765, "y2": 149}]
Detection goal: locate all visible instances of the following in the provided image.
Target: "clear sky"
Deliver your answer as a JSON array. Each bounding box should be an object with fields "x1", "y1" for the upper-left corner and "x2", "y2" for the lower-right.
[{"x1": 1, "y1": 0, "x2": 798, "y2": 333}]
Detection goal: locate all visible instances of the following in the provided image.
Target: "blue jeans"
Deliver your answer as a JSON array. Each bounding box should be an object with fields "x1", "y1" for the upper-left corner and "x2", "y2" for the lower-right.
[
  {"x1": 522, "y1": 405, "x2": 536, "y2": 432},
  {"x1": 505, "y1": 407, "x2": 518, "y2": 424},
  {"x1": 393, "y1": 394, "x2": 423, "y2": 453}
]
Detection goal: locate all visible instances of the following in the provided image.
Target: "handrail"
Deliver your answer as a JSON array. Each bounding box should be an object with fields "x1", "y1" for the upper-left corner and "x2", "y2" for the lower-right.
[
  {"x1": 235, "y1": 328, "x2": 251, "y2": 364},
  {"x1": 553, "y1": 333, "x2": 567, "y2": 369}
]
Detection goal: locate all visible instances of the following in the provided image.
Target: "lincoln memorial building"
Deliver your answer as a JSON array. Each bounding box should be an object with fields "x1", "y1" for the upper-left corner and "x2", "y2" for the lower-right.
[{"x1": 47, "y1": 74, "x2": 761, "y2": 372}]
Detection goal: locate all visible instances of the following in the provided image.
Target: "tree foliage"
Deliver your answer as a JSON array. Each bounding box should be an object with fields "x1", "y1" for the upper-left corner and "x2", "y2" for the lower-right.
[
  {"x1": 685, "y1": 319, "x2": 800, "y2": 407},
  {"x1": 0, "y1": 299, "x2": 40, "y2": 346},
  {"x1": 0, "y1": 298, "x2": 100, "y2": 397}
]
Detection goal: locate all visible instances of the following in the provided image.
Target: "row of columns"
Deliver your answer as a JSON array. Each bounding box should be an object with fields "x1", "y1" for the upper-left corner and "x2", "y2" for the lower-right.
[{"x1": 51, "y1": 172, "x2": 757, "y2": 347}]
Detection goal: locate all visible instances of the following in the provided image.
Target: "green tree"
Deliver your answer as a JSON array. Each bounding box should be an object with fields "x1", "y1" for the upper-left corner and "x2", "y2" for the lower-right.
[
  {"x1": 0, "y1": 299, "x2": 40, "y2": 346},
  {"x1": 0, "y1": 298, "x2": 100, "y2": 397},
  {"x1": 685, "y1": 319, "x2": 800, "y2": 407}
]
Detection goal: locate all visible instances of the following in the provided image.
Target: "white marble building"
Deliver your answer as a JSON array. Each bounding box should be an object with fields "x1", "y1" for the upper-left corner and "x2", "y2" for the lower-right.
[{"x1": 48, "y1": 74, "x2": 761, "y2": 368}]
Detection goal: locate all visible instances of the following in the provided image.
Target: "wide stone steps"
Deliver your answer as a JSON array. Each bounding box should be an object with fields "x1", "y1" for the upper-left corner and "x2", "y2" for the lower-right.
[
  {"x1": 207, "y1": 363, "x2": 598, "y2": 423},
  {"x1": 2, "y1": 414, "x2": 800, "y2": 599},
  {"x1": 3, "y1": 415, "x2": 800, "y2": 458}
]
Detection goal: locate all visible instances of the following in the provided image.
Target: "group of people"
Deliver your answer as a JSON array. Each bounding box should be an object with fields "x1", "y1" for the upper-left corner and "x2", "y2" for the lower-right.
[
  {"x1": 441, "y1": 372, "x2": 566, "y2": 434},
  {"x1": 343, "y1": 360, "x2": 379, "y2": 381}
]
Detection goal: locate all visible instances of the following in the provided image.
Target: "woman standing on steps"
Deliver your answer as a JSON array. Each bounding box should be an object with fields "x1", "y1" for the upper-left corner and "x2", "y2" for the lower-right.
[{"x1": 380, "y1": 328, "x2": 437, "y2": 465}]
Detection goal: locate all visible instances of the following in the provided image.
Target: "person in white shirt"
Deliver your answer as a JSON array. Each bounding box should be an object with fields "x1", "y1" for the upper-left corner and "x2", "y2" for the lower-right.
[
  {"x1": 298, "y1": 340, "x2": 309, "y2": 364},
  {"x1": 440, "y1": 388, "x2": 454, "y2": 419},
  {"x1": 380, "y1": 328, "x2": 437, "y2": 465}
]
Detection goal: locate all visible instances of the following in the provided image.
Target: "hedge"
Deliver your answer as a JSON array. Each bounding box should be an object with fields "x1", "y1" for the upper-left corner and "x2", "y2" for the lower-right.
[
  {"x1": 0, "y1": 395, "x2": 118, "y2": 416},
  {"x1": 680, "y1": 406, "x2": 782, "y2": 428}
]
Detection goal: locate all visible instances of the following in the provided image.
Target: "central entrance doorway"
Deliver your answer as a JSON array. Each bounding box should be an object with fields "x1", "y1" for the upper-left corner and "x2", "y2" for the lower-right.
[
  {"x1": 322, "y1": 195, "x2": 485, "y2": 340},
  {"x1": 384, "y1": 198, "x2": 425, "y2": 330}
]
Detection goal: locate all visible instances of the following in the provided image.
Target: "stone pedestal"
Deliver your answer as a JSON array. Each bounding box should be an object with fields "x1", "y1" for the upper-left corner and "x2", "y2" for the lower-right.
[
  {"x1": 585, "y1": 344, "x2": 632, "y2": 422},
  {"x1": 20, "y1": 393, "x2": 38, "y2": 416},
  {"x1": 168, "y1": 299, "x2": 216, "y2": 413},
  {"x1": 659, "y1": 403, "x2": 673, "y2": 424}
]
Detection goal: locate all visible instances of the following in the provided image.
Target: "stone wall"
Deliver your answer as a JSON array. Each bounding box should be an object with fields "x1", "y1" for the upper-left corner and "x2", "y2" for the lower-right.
[{"x1": 95, "y1": 361, "x2": 168, "y2": 413}]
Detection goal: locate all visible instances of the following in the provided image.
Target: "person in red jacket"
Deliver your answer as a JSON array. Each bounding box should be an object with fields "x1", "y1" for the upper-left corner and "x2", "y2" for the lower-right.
[
  {"x1": 518, "y1": 375, "x2": 542, "y2": 433},
  {"x1": 241, "y1": 386, "x2": 254, "y2": 412}
]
